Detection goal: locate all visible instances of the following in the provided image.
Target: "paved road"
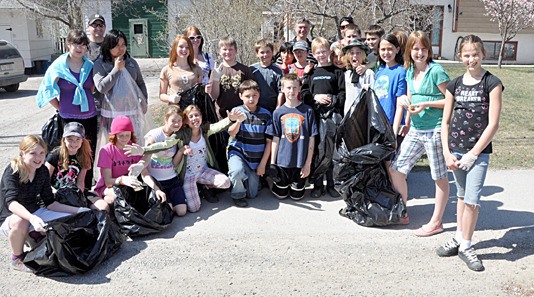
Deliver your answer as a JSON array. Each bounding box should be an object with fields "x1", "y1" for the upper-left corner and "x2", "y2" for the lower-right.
[{"x1": 0, "y1": 73, "x2": 533, "y2": 296}]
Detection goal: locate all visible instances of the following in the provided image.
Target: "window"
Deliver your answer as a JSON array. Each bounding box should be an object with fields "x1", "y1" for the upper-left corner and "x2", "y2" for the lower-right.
[
  {"x1": 36, "y1": 19, "x2": 43, "y2": 38},
  {"x1": 483, "y1": 41, "x2": 517, "y2": 61}
]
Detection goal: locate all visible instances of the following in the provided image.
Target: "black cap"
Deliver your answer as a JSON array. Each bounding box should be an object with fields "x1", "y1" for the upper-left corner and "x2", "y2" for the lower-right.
[
  {"x1": 88, "y1": 14, "x2": 105, "y2": 25},
  {"x1": 342, "y1": 40, "x2": 371, "y2": 55},
  {"x1": 339, "y1": 16, "x2": 354, "y2": 26}
]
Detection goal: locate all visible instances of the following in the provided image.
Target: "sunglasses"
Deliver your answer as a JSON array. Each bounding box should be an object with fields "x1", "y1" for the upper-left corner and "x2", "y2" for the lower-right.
[
  {"x1": 188, "y1": 35, "x2": 202, "y2": 40},
  {"x1": 90, "y1": 23, "x2": 105, "y2": 29}
]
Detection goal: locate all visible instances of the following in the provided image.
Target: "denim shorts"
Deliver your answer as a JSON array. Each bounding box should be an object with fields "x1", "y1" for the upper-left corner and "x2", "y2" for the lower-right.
[{"x1": 452, "y1": 152, "x2": 490, "y2": 206}]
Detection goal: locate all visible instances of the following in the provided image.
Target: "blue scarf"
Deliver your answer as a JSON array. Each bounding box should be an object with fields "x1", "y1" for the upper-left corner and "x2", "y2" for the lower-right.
[{"x1": 36, "y1": 53, "x2": 94, "y2": 112}]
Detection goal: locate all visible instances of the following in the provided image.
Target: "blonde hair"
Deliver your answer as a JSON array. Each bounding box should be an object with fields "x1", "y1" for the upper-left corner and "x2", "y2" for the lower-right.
[
  {"x1": 311, "y1": 37, "x2": 330, "y2": 54},
  {"x1": 164, "y1": 105, "x2": 183, "y2": 121},
  {"x1": 183, "y1": 104, "x2": 202, "y2": 121},
  {"x1": 11, "y1": 135, "x2": 47, "y2": 184},
  {"x1": 218, "y1": 36, "x2": 238, "y2": 51},
  {"x1": 343, "y1": 46, "x2": 368, "y2": 70},
  {"x1": 59, "y1": 136, "x2": 92, "y2": 171}
]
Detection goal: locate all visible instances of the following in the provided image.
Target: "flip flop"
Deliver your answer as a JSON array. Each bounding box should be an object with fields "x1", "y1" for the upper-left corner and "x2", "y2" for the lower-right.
[{"x1": 414, "y1": 223, "x2": 444, "y2": 237}]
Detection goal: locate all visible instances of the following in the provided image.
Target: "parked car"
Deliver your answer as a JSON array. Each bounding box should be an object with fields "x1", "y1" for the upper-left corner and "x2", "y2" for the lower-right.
[{"x1": 0, "y1": 40, "x2": 27, "y2": 92}]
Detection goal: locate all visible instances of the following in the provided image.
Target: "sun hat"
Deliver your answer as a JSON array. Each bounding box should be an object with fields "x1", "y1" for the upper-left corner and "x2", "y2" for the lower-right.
[
  {"x1": 110, "y1": 116, "x2": 134, "y2": 135},
  {"x1": 342, "y1": 40, "x2": 371, "y2": 55},
  {"x1": 63, "y1": 122, "x2": 86, "y2": 138}
]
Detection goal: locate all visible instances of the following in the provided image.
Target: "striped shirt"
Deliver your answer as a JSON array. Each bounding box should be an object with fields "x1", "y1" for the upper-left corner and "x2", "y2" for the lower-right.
[{"x1": 228, "y1": 105, "x2": 272, "y2": 170}]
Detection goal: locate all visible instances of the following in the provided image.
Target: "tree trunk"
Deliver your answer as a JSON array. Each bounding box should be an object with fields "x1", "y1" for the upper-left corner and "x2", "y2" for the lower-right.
[{"x1": 498, "y1": 38, "x2": 505, "y2": 68}]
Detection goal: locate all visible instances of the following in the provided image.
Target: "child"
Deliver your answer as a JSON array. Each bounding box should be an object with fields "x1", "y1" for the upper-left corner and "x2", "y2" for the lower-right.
[
  {"x1": 364, "y1": 24, "x2": 385, "y2": 72},
  {"x1": 288, "y1": 40, "x2": 311, "y2": 78},
  {"x1": 373, "y1": 34, "x2": 408, "y2": 146},
  {"x1": 301, "y1": 37, "x2": 345, "y2": 198},
  {"x1": 45, "y1": 122, "x2": 108, "y2": 211},
  {"x1": 249, "y1": 39, "x2": 284, "y2": 113},
  {"x1": 143, "y1": 106, "x2": 188, "y2": 216},
  {"x1": 330, "y1": 22, "x2": 360, "y2": 49},
  {"x1": 274, "y1": 42, "x2": 294, "y2": 75},
  {"x1": 331, "y1": 43, "x2": 345, "y2": 69},
  {"x1": 342, "y1": 40, "x2": 375, "y2": 116},
  {"x1": 389, "y1": 31, "x2": 450, "y2": 234},
  {"x1": 436, "y1": 35, "x2": 503, "y2": 272},
  {"x1": 207, "y1": 36, "x2": 255, "y2": 119},
  {"x1": 227, "y1": 80, "x2": 272, "y2": 207},
  {"x1": 266, "y1": 74, "x2": 317, "y2": 200},
  {"x1": 0, "y1": 135, "x2": 90, "y2": 272}
]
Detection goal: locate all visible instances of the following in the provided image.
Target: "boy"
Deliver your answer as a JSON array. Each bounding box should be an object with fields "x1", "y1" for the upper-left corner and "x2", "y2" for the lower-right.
[
  {"x1": 208, "y1": 36, "x2": 255, "y2": 119},
  {"x1": 227, "y1": 80, "x2": 272, "y2": 207},
  {"x1": 288, "y1": 40, "x2": 311, "y2": 78},
  {"x1": 249, "y1": 39, "x2": 283, "y2": 112},
  {"x1": 330, "y1": 22, "x2": 360, "y2": 49},
  {"x1": 364, "y1": 24, "x2": 385, "y2": 73},
  {"x1": 267, "y1": 74, "x2": 317, "y2": 200},
  {"x1": 301, "y1": 37, "x2": 345, "y2": 198}
]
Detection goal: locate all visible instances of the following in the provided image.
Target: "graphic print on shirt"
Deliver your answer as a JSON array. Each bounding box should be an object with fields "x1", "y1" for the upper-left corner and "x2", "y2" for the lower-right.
[
  {"x1": 281, "y1": 113, "x2": 304, "y2": 143},
  {"x1": 374, "y1": 75, "x2": 390, "y2": 101},
  {"x1": 220, "y1": 74, "x2": 242, "y2": 92},
  {"x1": 451, "y1": 84, "x2": 489, "y2": 150},
  {"x1": 53, "y1": 159, "x2": 81, "y2": 188},
  {"x1": 150, "y1": 148, "x2": 175, "y2": 170}
]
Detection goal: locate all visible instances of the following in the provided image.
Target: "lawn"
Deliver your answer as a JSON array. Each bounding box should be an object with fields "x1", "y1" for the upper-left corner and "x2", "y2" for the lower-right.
[{"x1": 150, "y1": 65, "x2": 534, "y2": 170}]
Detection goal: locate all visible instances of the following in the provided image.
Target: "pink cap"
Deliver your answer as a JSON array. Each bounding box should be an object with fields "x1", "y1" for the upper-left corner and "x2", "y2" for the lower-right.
[{"x1": 110, "y1": 116, "x2": 134, "y2": 135}]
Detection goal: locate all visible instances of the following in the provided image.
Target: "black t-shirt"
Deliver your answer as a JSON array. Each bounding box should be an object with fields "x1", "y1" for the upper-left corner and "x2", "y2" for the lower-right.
[
  {"x1": 0, "y1": 165, "x2": 55, "y2": 223},
  {"x1": 46, "y1": 149, "x2": 83, "y2": 189},
  {"x1": 301, "y1": 65, "x2": 346, "y2": 115},
  {"x1": 446, "y1": 71, "x2": 503, "y2": 153}
]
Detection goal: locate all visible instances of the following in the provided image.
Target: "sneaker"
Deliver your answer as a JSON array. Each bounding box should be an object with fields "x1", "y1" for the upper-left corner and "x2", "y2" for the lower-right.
[
  {"x1": 458, "y1": 247, "x2": 485, "y2": 271},
  {"x1": 436, "y1": 238, "x2": 460, "y2": 257},
  {"x1": 11, "y1": 257, "x2": 32, "y2": 273},
  {"x1": 326, "y1": 186, "x2": 341, "y2": 198},
  {"x1": 310, "y1": 187, "x2": 325, "y2": 198},
  {"x1": 398, "y1": 215, "x2": 410, "y2": 225},
  {"x1": 233, "y1": 198, "x2": 248, "y2": 208}
]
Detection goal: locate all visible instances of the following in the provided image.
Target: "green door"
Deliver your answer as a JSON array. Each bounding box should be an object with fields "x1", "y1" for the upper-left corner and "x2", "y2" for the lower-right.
[{"x1": 129, "y1": 19, "x2": 149, "y2": 57}]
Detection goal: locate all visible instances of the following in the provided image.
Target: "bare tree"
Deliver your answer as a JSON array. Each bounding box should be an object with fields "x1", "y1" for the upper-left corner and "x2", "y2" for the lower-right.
[{"x1": 481, "y1": 0, "x2": 534, "y2": 67}]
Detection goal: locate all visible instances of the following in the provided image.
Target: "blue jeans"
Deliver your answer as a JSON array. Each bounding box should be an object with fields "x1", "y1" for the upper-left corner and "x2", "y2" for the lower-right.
[
  {"x1": 228, "y1": 154, "x2": 260, "y2": 199},
  {"x1": 452, "y1": 152, "x2": 490, "y2": 206}
]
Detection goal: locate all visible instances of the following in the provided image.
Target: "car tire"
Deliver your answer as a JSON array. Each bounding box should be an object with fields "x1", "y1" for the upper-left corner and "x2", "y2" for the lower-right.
[{"x1": 4, "y1": 83, "x2": 19, "y2": 92}]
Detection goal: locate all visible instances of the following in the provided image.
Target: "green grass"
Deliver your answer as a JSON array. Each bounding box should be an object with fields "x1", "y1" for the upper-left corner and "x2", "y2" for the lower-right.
[{"x1": 414, "y1": 65, "x2": 534, "y2": 169}]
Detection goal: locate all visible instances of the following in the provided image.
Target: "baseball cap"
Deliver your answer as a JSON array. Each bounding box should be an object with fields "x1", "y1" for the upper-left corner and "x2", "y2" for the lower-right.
[
  {"x1": 88, "y1": 14, "x2": 106, "y2": 25},
  {"x1": 110, "y1": 116, "x2": 134, "y2": 135},
  {"x1": 63, "y1": 122, "x2": 86, "y2": 138},
  {"x1": 339, "y1": 16, "x2": 354, "y2": 26},
  {"x1": 292, "y1": 40, "x2": 309, "y2": 51},
  {"x1": 343, "y1": 40, "x2": 371, "y2": 55}
]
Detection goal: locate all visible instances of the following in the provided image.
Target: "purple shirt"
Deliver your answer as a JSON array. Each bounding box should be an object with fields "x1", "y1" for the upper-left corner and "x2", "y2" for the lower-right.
[{"x1": 57, "y1": 70, "x2": 97, "y2": 119}]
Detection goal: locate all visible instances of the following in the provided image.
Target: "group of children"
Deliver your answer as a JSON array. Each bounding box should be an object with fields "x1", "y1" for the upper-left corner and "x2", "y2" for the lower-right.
[{"x1": 0, "y1": 19, "x2": 502, "y2": 273}]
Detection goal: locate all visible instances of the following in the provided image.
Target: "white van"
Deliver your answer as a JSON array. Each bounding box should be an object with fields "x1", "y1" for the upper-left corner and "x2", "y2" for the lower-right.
[{"x1": 0, "y1": 40, "x2": 28, "y2": 92}]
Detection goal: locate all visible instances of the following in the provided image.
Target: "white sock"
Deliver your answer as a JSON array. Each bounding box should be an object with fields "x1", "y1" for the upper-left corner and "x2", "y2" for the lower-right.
[
  {"x1": 455, "y1": 231, "x2": 463, "y2": 243},
  {"x1": 459, "y1": 239, "x2": 472, "y2": 251}
]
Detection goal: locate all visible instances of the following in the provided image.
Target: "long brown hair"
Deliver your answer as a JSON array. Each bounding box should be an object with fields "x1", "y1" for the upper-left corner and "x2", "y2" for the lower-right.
[
  {"x1": 168, "y1": 35, "x2": 196, "y2": 70},
  {"x1": 184, "y1": 25, "x2": 204, "y2": 52},
  {"x1": 404, "y1": 31, "x2": 433, "y2": 69},
  {"x1": 11, "y1": 135, "x2": 47, "y2": 184},
  {"x1": 59, "y1": 136, "x2": 92, "y2": 170}
]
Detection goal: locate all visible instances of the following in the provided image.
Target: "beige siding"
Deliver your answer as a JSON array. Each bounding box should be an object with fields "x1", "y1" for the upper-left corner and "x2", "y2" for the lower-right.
[{"x1": 457, "y1": 0, "x2": 534, "y2": 34}]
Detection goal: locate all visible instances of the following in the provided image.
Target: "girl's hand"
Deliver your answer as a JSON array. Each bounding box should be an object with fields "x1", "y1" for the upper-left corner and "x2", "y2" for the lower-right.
[
  {"x1": 355, "y1": 64, "x2": 366, "y2": 75},
  {"x1": 124, "y1": 144, "x2": 145, "y2": 156},
  {"x1": 180, "y1": 145, "x2": 192, "y2": 155},
  {"x1": 114, "y1": 56, "x2": 126, "y2": 70},
  {"x1": 300, "y1": 163, "x2": 311, "y2": 178},
  {"x1": 398, "y1": 125, "x2": 410, "y2": 137},
  {"x1": 408, "y1": 103, "x2": 426, "y2": 115},
  {"x1": 228, "y1": 109, "x2": 246, "y2": 122},
  {"x1": 29, "y1": 215, "x2": 47, "y2": 232},
  {"x1": 121, "y1": 176, "x2": 142, "y2": 189},
  {"x1": 155, "y1": 190, "x2": 167, "y2": 202},
  {"x1": 445, "y1": 153, "x2": 460, "y2": 170}
]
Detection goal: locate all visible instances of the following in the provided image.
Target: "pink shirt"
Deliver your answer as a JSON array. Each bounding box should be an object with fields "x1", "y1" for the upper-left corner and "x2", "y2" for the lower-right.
[{"x1": 94, "y1": 142, "x2": 142, "y2": 196}]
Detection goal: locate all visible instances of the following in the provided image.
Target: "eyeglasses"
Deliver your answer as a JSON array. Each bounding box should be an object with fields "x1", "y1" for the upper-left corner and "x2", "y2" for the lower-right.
[
  {"x1": 188, "y1": 35, "x2": 202, "y2": 40},
  {"x1": 90, "y1": 23, "x2": 105, "y2": 29}
]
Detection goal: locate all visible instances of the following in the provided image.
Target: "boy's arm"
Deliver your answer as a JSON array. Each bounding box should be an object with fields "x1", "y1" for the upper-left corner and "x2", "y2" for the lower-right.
[
  {"x1": 301, "y1": 136, "x2": 315, "y2": 178},
  {"x1": 257, "y1": 138, "x2": 272, "y2": 176},
  {"x1": 270, "y1": 136, "x2": 280, "y2": 164}
]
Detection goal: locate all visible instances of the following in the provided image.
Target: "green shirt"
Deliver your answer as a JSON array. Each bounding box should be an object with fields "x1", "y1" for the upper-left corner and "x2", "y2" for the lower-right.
[{"x1": 407, "y1": 62, "x2": 450, "y2": 130}]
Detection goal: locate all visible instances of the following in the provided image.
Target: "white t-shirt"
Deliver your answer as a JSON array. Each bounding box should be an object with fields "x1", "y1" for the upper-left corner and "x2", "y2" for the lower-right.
[
  {"x1": 145, "y1": 127, "x2": 177, "y2": 181},
  {"x1": 185, "y1": 135, "x2": 208, "y2": 176}
]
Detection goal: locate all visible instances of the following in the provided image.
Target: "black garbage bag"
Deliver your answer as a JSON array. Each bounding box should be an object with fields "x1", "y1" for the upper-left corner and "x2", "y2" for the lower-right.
[
  {"x1": 309, "y1": 97, "x2": 343, "y2": 180},
  {"x1": 113, "y1": 185, "x2": 174, "y2": 237},
  {"x1": 41, "y1": 112, "x2": 63, "y2": 151},
  {"x1": 334, "y1": 89, "x2": 406, "y2": 226},
  {"x1": 23, "y1": 210, "x2": 125, "y2": 276},
  {"x1": 55, "y1": 185, "x2": 88, "y2": 208}
]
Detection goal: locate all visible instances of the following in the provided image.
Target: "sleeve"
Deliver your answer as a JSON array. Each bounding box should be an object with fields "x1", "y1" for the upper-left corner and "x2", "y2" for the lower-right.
[
  {"x1": 336, "y1": 69, "x2": 346, "y2": 113},
  {"x1": 308, "y1": 107, "x2": 319, "y2": 137},
  {"x1": 142, "y1": 134, "x2": 179, "y2": 154},
  {"x1": 207, "y1": 117, "x2": 232, "y2": 137},
  {"x1": 93, "y1": 59, "x2": 121, "y2": 94},
  {"x1": 485, "y1": 73, "x2": 504, "y2": 93},
  {"x1": 446, "y1": 78, "x2": 457, "y2": 94},
  {"x1": 243, "y1": 64, "x2": 256, "y2": 81},
  {"x1": 45, "y1": 150, "x2": 60, "y2": 168},
  {"x1": 1, "y1": 166, "x2": 20, "y2": 208},
  {"x1": 301, "y1": 73, "x2": 313, "y2": 106},
  {"x1": 395, "y1": 69, "x2": 407, "y2": 97},
  {"x1": 97, "y1": 145, "x2": 114, "y2": 169},
  {"x1": 265, "y1": 111, "x2": 280, "y2": 137},
  {"x1": 365, "y1": 69, "x2": 375, "y2": 86},
  {"x1": 131, "y1": 59, "x2": 148, "y2": 100},
  {"x1": 264, "y1": 113, "x2": 274, "y2": 139},
  {"x1": 38, "y1": 167, "x2": 55, "y2": 207},
  {"x1": 433, "y1": 64, "x2": 450, "y2": 85}
]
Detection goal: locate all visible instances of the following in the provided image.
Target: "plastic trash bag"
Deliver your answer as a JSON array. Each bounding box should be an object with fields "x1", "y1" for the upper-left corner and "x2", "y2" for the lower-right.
[
  {"x1": 41, "y1": 112, "x2": 63, "y2": 151},
  {"x1": 309, "y1": 96, "x2": 343, "y2": 180},
  {"x1": 113, "y1": 185, "x2": 174, "y2": 237},
  {"x1": 23, "y1": 210, "x2": 125, "y2": 276},
  {"x1": 55, "y1": 185, "x2": 88, "y2": 207},
  {"x1": 334, "y1": 89, "x2": 406, "y2": 226}
]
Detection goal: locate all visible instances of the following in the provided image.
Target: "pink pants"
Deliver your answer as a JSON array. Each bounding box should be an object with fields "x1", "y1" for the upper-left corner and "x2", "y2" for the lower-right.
[{"x1": 183, "y1": 167, "x2": 230, "y2": 212}]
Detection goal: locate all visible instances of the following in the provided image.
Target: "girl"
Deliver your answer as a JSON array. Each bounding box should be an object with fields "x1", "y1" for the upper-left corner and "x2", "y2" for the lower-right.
[
  {"x1": 275, "y1": 42, "x2": 295, "y2": 75},
  {"x1": 94, "y1": 116, "x2": 164, "y2": 206},
  {"x1": 159, "y1": 35, "x2": 203, "y2": 105},
  {"x1": 436, "y1": 35, "x2": 503, "y2": 272},
  {"x1": 45, "y1": 122, "x2": 109, "y2": 211},
  {"x1": 143, "y1": 106, "x2": 189, "y2": 216},
  {"x1": 184, "y1": 26, "x2": 214, "y2": 85},
  {"x1": 389, "y1": 31, "x2": 450, "y2": 235},
  {"x1": 36, "y1": 29, "x2": 98, "y2": 189},
  {"x1": 93, "y1": 29, "x2": 148, "y2": 145},
  {"x1": 331, "y1": 43, "x2": 345, "y2": 69},
  {"x1": 342, "y1": 40, "x2": 375, "y2": 116},
  {"x1": 0, "y1": 136, "x2": 90, "y2": 272}
]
